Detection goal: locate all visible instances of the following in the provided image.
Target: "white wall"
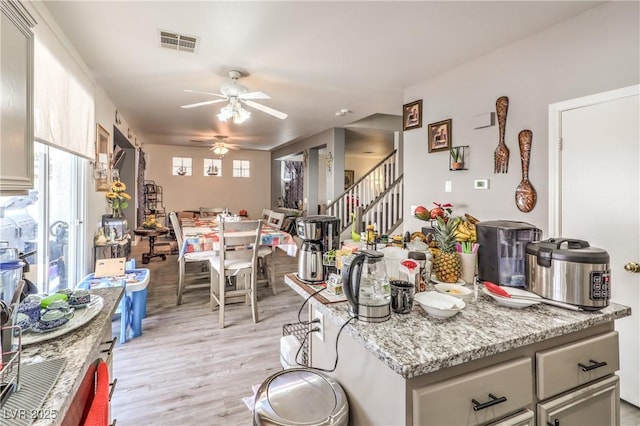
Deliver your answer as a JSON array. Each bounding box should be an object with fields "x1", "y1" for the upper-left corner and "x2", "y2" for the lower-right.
[
  {"x1": 346, "y1": 155, "x2": 386, "y2": 183},
  {"x1": 143, "y1": 144, "x2": 271, "y2": 219},
  {"x1": 403, "y1": 2, "x2": 639, "y2": 237}
]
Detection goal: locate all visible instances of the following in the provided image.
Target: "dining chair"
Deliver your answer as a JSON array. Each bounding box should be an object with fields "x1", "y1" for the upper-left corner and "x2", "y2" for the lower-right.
[
  {"x1": 256, "y1": 211, "x2": 285, "y2": 294},
  {"x1": 200, "y1": 207, "x2": 225, "y2": 218},
  {"x1": 169, "y1": 211, "x2": 212, "y2": 305},
  {"x1": 267, "y1": 211, "x2": 286, "y2": 229},
  {"x1": 261, "y1": 209, "x2": 272, "y2": 222},
  {"x1": 209, "y1": 220, "x2": 262, "y2": 328}
]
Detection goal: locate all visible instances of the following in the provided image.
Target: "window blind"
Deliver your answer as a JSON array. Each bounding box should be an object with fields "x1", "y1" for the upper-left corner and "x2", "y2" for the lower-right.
[{"x1": 32, "y1": 7, "x2": 95, "y2": 159}]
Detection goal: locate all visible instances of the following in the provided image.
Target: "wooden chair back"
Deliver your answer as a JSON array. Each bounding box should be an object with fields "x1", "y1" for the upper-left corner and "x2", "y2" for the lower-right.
[
  {"x1": 267, "y1": 211, "x2": 286, "y2": 229},
  {"x1": 216, "y1": 220, "x2": 262, "y2": 269},
  {"x1": 200, "y1": 207, "x2": 225, "y2": 217}
]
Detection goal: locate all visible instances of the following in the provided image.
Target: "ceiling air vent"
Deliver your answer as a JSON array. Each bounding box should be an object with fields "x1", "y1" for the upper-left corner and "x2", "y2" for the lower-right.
[{"x1": 159, "y1": 31, "x2": 198, "y2": 53}]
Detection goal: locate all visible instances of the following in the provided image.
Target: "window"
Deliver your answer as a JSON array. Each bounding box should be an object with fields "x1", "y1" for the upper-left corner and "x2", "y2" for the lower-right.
[
  {"x1": 0, "y1": 142, "x2": 87, "y2": 293},
  {"x1": 172, "y1": 157, "x2": 192, "y2": 176},
  {"x1": 203, "y1": 159, "x2": 222, "y2": 176},
  {"x1": 232, "y1": 160, "x2": 250, "y2": 178}
]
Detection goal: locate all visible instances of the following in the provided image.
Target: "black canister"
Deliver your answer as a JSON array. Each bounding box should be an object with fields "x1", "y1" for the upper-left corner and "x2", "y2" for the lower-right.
[{"x1": 390, "y1": 280, "x2": 414, "y2": 314}]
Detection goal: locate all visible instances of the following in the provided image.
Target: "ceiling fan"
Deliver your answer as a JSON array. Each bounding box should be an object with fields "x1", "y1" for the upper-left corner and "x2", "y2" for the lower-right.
[
  {"x1": 181, "y1": 70, "x2": 288, "y2": 122},
  {"x1": 189, "y1": 135, "x2": 239, "y2": 157}
]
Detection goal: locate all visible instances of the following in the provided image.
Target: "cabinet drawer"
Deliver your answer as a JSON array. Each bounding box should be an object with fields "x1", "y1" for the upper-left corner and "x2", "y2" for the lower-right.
[
  {"x1": 536, "y1": 331, "x2": 619, "y2": 400},
  {"x1": 537, "y1": 375, "x2": 619, "y2": 426},
  {"x1": 488, "y1": 409, "x2": 534, "y2": 426},
  {"x1": 413, "y1": 357, "x2": 533, "y2": 426}
]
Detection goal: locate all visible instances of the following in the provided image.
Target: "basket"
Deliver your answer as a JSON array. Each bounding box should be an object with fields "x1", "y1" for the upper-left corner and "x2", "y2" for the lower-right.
[{"x1": 282, "y1": 322, "x2": 310, "y2": 366}]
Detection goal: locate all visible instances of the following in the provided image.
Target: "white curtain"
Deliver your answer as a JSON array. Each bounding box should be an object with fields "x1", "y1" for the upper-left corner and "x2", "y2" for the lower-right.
[{"x1": 32, "y1": 11, "x2": 95, "y2": 159}]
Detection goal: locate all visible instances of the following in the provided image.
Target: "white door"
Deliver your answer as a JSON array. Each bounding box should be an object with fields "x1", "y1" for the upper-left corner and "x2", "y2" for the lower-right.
[{"x1": 549, "y1": 85, "x2": 639, "y2": 406}]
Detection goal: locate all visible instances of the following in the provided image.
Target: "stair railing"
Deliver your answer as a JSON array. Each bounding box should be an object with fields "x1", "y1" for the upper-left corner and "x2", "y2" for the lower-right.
[{"x1": 326, "y1": 150, "x2": 402, "y2": 236}]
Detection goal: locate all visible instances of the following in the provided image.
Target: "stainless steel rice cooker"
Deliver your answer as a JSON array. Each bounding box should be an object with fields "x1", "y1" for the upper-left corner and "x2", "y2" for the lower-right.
[{"x1": 525, "y1": 238, "x2": 610, "y2": 310}]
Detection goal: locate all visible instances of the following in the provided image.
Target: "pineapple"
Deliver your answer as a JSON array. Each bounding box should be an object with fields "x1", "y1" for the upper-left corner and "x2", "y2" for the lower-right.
[{"x1": 433, "y1": 216, "x2": 462, "y2": 283}]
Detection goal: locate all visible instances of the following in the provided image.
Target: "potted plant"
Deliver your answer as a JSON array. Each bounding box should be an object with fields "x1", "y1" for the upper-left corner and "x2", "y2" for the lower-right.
[{"x1": 450, "y1": 147, "x2": 463, "y2": 170}]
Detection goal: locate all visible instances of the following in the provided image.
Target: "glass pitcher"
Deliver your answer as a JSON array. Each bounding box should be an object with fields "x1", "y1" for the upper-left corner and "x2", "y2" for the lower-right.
[{"x1": 342, "y1": 250, "x2": 391, "y2": 322}]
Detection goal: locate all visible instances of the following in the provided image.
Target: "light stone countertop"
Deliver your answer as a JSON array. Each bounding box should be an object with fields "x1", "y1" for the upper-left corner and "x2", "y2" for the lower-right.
[
  {"x1": 19, "y1": 287, "x2": 123, "y2": 426},
  {"x1": 284, "y1": 274, "x2": 631, "y2": 379}
]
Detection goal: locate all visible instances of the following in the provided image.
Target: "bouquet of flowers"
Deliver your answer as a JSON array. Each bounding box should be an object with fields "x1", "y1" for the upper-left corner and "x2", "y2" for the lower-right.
[{"x1": 105, "y1": 180, "x2": 131, "y2": 218}]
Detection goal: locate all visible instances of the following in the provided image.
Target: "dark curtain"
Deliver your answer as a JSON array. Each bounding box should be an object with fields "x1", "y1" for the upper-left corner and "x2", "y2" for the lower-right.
[
  {"x1": 283, "y1": 161, "x2": 304, "y2": 209},
  {"x1": 137, "y1": 148, "x2": 146, "y2": 226}
]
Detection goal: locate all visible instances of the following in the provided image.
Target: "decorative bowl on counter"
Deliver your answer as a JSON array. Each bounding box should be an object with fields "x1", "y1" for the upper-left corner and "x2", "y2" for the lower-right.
[
  {"x1": 415, "y1": 291, "x2": 465, "y2": 319},
  {"x1": 434, "y1": 283, "x2": 472, "y2": 299},
  {"x1": 17, "y1": 299, "x2": 41, "y2": 324},
  {"x1": 69, "y1": 290, "x2": 91, "y2": 307},
  {"x1": 35, "y1": 310, "x2": 70, "y2": 331}
]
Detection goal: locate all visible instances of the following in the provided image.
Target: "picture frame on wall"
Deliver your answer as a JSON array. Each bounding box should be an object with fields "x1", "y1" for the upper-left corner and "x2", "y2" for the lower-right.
[
  {"x1": 95, "y1": 124, "x2": 110, "y2": 191},
  {"x1": 344, "y1": 170, "x2": 355, "y2": 190},
  {"x1": 428, "y1": 119, "x2": 452, "y2": 153},
  {"x1": 402, "y1": 100, "x2": 422, "y2": 131}
]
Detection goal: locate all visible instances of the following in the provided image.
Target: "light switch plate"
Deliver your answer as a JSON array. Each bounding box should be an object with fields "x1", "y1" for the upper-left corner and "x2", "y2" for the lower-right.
[{"x1": 445, "y1": 181, "x2": 452, "y2": 192}]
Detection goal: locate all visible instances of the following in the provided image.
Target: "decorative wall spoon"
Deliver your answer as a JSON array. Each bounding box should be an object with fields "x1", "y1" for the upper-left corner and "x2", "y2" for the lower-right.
[{"x1": 515, "y1": 129, "x2": 536, "y2": 212}]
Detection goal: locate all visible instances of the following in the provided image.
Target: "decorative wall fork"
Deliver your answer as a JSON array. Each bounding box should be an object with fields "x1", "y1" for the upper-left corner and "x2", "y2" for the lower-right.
[{"x1": 494, "y1": 96, "x2": 510, "y2": 173}]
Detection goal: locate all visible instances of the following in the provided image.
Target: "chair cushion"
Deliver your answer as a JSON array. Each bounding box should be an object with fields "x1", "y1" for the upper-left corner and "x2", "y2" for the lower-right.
[
  {"x1": 209, "y1": 257, "x2": 254, "y2": 272},
  {"x1": 184, "y1": 251, "x2": 217, "y2": 261},
  {"x1": 257, "y1": 246, "x2": 273, "y2": 256}
]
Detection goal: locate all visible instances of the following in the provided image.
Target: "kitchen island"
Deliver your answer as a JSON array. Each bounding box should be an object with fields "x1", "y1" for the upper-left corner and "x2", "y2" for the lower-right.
[
  {"x1": 284, "y1": 274, "x2": 631, "y2": 425},
  {"x1": 4, "y1": 287, "x2": 123, "y2": 426}
]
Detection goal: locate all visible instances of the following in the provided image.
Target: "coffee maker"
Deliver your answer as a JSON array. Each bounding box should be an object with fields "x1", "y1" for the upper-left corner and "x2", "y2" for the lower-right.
[
  {"x1": 296, "y1": 215, "x2": 340, "y2": 283},
  {"x1": 476, "y1": 220, "x2": 541, "y2": 288}
]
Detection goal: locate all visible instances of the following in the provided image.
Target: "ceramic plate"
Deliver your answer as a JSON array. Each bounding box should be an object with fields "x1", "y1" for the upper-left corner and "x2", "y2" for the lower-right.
[
  {"x1": 22, "y1": 295, "x2": 104, "y2": 345},
  {"x1": 430, "y1": 275, "x2": 465, "y2": 286},
  {"x1": 482, "y1": 287, "x2": 541, "y2": 309}
]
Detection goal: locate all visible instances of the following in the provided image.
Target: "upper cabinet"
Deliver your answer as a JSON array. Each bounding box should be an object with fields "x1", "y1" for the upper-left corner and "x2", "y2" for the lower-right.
[{"x1": 0, "y1": 0, "x2": 35, "y2": 194}]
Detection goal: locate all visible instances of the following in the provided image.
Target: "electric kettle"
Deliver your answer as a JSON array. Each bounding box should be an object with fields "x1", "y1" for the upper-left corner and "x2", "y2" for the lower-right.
[{"x1": 342, "y1": 250, "x2": 391, "y2": 323}]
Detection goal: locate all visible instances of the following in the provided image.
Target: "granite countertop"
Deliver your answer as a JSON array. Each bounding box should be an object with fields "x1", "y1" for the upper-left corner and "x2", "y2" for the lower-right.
[
  {"x1": 283, "y1": 274, "x2": 631, "y2": 379},
  {"x1": 19, "y1": 287, "x2": 123, "y2": 426}
]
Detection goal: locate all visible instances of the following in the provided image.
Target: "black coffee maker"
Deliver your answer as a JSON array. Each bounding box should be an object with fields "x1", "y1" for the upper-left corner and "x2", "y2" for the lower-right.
[
  {"x1": 296, "y1": 216, "x2": 340, "y2": 282},
  {"x1": 476, "y1": 220, "x2": 541, "y2": 288}
]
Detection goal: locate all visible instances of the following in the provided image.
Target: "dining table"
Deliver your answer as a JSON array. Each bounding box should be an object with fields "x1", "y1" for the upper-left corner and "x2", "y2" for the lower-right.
[{"x1": 178, "y1": 217, "x2": 298, "y2": 287}]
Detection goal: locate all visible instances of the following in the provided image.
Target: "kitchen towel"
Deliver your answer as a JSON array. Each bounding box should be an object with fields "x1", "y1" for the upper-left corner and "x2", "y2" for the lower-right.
[{"x1": 83, "y1": 361, "x2": 109, "y2": 426}]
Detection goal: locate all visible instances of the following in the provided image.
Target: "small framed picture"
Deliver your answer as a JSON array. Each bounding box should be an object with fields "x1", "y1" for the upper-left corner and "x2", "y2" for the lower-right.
[
  {"x1": 344, "y1": 170, "x2": 354, "y2": 190},
  {"x1": 402, "y1": 100, "x2": 422, "y2": 131},
  {"x1": 428, "y1": 119, "x2": 452, "y2": 153}
]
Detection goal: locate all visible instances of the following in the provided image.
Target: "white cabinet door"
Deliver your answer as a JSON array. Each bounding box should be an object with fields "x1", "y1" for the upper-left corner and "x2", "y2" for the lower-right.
[
  {"x1": 537, "y1": 375, "x2": 619, "y2": 426},
  {"x1": 0, "y1": 0, "x2": 34, "y2": 194},
  {"x1": 550, "y1": 85, "x2": 640, "y2": 406}
]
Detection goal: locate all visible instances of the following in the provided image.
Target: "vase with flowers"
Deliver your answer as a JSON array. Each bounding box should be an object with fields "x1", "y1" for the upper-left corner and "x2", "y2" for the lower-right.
[{"x1": 105, "y1": 179, "x2": 131, "y2": 219}]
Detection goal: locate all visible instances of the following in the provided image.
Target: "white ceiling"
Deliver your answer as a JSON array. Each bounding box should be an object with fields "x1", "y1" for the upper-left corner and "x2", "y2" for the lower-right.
[{"x1": 40, "y1": 1, "x2": 602, "y2": 156}]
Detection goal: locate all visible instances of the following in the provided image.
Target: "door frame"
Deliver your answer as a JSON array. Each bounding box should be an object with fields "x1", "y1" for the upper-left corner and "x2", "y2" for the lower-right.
[{"x1": 548, "y1": 84, "x2": 640, "y2": 235}]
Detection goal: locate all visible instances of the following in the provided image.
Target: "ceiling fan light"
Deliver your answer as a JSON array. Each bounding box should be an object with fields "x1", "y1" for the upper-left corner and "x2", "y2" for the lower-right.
[{"x1": 212, "y1": 145, "x2": 229, "y2": 156}]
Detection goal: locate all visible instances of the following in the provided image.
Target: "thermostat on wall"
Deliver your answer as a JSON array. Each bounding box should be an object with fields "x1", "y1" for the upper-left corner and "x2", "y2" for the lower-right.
[{"x1": 474, "y1": 179, "x2": 489, "y2": 190}]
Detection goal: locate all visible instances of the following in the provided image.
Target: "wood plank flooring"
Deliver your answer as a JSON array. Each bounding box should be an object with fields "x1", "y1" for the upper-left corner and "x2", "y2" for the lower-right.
[
  {"x1": 111, "y1": 242, "x2": 303, "y2": 425},
  {"x1": 112, "y1": 240, "x2": 640, "y2": 425}
]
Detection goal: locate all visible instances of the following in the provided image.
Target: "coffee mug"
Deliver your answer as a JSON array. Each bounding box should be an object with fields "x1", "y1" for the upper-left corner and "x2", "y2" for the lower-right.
[{"x1": 390, "y1": 280, "x2": 414, "y2": 314}]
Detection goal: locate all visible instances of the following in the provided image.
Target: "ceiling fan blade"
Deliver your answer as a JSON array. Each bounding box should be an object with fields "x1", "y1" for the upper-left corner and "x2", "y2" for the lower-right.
[
  {"x1": 181, "y1": 99, "x2": 226, "y2": 109},
  {"x1": 242, "y1": 99, "x2": 288, "y2": 120},
  {"x1": 239, "y1": 91, "x2": 270, "y2": 100},
  {"x1": 184, "y1": 89, "x2": 227, "y2": 98}
]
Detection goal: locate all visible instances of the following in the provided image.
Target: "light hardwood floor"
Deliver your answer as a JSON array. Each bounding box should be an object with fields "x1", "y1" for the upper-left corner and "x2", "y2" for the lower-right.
[
  {"x1": 111, "y1": 242, "x2": 303, "y2": 425},
  {"x1": 112, "y1": 241, "x2": 640, "y2": 425}
]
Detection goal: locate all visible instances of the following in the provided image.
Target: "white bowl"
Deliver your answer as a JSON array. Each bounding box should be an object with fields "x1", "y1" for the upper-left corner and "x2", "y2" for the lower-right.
[
  {"x1": 434, "y1": 283, "x2": 472, "y2": 299},
  {"x1": 415, "y1": 291, "x2": 465, "y2": 319}
]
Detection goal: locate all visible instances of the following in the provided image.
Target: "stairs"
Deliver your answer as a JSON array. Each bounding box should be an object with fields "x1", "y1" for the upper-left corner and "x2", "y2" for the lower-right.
[{"x1": 326, "y1": 150, "x2": 403, "y2": 239}]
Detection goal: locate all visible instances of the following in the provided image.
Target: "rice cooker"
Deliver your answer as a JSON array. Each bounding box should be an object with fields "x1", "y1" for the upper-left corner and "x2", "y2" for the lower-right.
[{"x1": 525, "y1": 238, "x2": 610, "y2": 310}]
